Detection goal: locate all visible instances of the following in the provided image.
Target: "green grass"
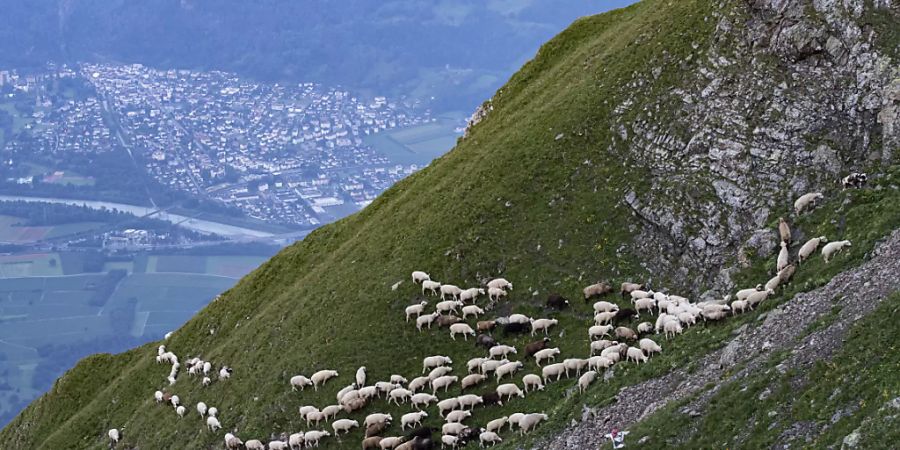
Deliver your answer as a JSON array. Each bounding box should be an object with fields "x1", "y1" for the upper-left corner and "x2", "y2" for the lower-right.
[{"x1": 0, "y1": 1, "x2": 896, "y2": 449}]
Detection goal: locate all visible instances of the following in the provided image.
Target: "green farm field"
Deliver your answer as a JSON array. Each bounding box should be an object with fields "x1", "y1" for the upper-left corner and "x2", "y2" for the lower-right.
[
  {"x1": 0, "y1": 216, "x2": 103, "y2": 244},
  {"x1": 365, "y1": 117, "x2": 462, "y2": 166}
]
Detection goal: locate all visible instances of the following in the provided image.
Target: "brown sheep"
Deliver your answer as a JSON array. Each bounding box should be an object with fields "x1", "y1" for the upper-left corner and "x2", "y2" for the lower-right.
[
  {"x1": 620, "y1": 282, "x2": 644, "y2": 298},
  {"x1": 778, "y1": 217, "x2": 791, "y2": 244},
  {"x1": 343, "y1": 397, "x2": 367, "y2": 413},
  {"x1": 777, "y1": 264, "x2": 796, "y2": 284},
  {"x1": 366, "y1": 421, "x2": 388, "y2": 438},
  {"x1": 362, "y1": 436, "x2": 383, "y2": 449},
  {"x1": 524, "y1": 337, "x2": 551, "y2": 358},
  {"x1": 437, "y1": 315, "x2": 462, "y2": 327},
  {"x1": 477, "y1": 320, "x2": 497, "y2": 332},
  {"x1": 583, "y1": 282, "x2": 612, "y2": 301},
  {"x1": 615, "y1": 327, "x2": 638, "y2": 341}
]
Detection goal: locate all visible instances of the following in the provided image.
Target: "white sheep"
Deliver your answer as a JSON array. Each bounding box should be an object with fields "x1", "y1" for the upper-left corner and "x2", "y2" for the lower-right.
[
  {"x1": 299, "y1": 405, "x2": 319, "y2": 419},
  {"x1": 423, "y1": 355, "x2": 452, "y2": 373},
  {"x1": 436, "y1": 397, "x2": 460, "y2": 417},
  {"x1": 335, "y1": 384, "x2": 355, "y2": 403},
  {"x1": 202, "y1": 361, "x2": 212, "y2": 375},
  {"x1": 410, "y1": 393, "x2": 437, "y2": 410},
  {"x1": 310, "y1": 369, "x2": 338, "y2": 390},
  {"x1": 290, "y1": 375, "x2": 313, "y2": 391},
  {"x1": 400, "y1": 411, "x2": 428, "y2": 430},
  {"x1": 456, "y1": 394, "x2": 484, "y2": 409},
  {"x1": 164, "y1": 331, "x2": 173, "y2": 340},
  {"x1": 601, "y1": 344, "x2": 624, "y2": 363},
  {"x1": 735, "y1": 285, "x2": 763, "y2": 300},
  {"x1": 496, "y1": 383, "x2": 525, "y2": 400},
  {"x1": 245, "y1": 440, "x2": 265, "y2": 450},
  {"x1": 634, "y1": 297, "x2": 656, "y2": 316},
  {"x1": 794, "y1": 192, "x2": 824, "y2": 214},
  {"x1": 441, "y1": 284, "x2": 463, "y2": 300},
  {"x1": 533, "y1": 348, "x2": 560, "y2": 366},
  {"x1": 412, "y1": 271, "x2": 430, "y2": 283},
  {"x1": 592, "y1": 301, "x2": 619, "y2": 313},
  {"x1": 730, "y1": 299, "x2": 749, "y2": 314},
  {"x1": 590, "y1": 339, "x2": 619, "y2": 355},
  {"x1": 219, "y1": 366, "x2": 232, "y2": 380},
  {"x1": 303, "y1": 431, "x2": 330, "y2": 447},
  {"x1": 358, "y1": 386, "x2": 379, "y2": 399},
  {"x1": 154, "y1": 390, "x2": 164, "y2": 403},
  {"x1": 449, "y1": 323, "x2": 476, "y2": 340},
  {"x1": 746, "y1": 288, "x2": 775, "y2": 308},
  {"x1": 408, "y1": 376, "x2": 430, "y2": 392},
  {"x1": 489, "y1": 345, "x2": 517, "y2": 359},
  {"x1": 522, "y1": 373, "x2": 544, "y2": 392},
  {"x1": 578, "y1": 371, "x2": 598, "y2": 394},
  {"x1": 541, "y1": 363, "x2": 566, "y2": 382},
  {"x1": 206, "y1": 416, "x2": 221, "y2": 432},
  {"x1": 486, "y1": 278, "x2": 513, "y2": 291},
  {"x1": 416, "y1": 312, "x2": 440, "y2": 331},
  {"x1": 288, "y1": 433, "x2": 304, "y2": 450},
  {"x1": 765, "y1": 274, "x2": 781, "y2": 292},
  {"x1": 507, "y1": 413, "x2": 525, "y2": 428},
  {"x1": 626, "y1": 347, "x2": 648, "y2": 363},
  {"x1": 375, "y1": 381, "x2": 398, "y2": 396},
  {"x1": 170, "y1": 395, "x2": 180, "y2": 408},
  {"x1": 321, "y1": 404, "x2": 343, "y2": 420},
  {"x1": 496, "y1": 361, "x2": 524, "y2": 381},
  {"x1": 196, "y1": 402, "x2": 207, "y2": 417},
  {"x1": 379, "y1": 436, "x2": 404, "y2": 449},
  {"x1": 442, "y1": 422, "x2": 467, "y2": 435},
  {"x1": 530, "y1": 318, "x2": 558, "y2": 336},
  {"x1": 441, "y1": 434, "x2": 459, "y2": 449},
  {"x1": 639, "y1": 338, "x2": 662, "y2": 355},
  {"x1": 268, "y1": 441, "x2": 289, "y2": 450},
  {"x1": 486, "y1": 416, "x2": 508, "y2": 433},
  {"x1": 588, "y1": 355, "x2": 614, "y2": 371},
  {"x1": 480, "y1": 431, "x2": 503, "y2": 446},
  {"x1": 467, "y1": 357, "x2": 488, "y2": 373},
  {"x1": 355, "y1": 366, "x2": 367, "y2": 387},
  {"x1": 630, "y1": 289, "x2": 653, "y2": 300},
  {"x1": 422, "y1": 280, "x2": 442, "y2": 296},
  {"x1": 388, "y1": 387, "x2": 412, "y2": 405},
  {"x1": 594, "y1": 311, "x2": 616, "y2": 325},
  {"x1": 518, "y1": 413, "x2": 548, "y2": 435},
  {"x1": 636, "y1": 322, "x2": 653, "y2": 334},
  {"x1": 481, "y1": 358, "x2": 509, "y2": 374},
  {"x1": 445, "y1": 410, "x2": 471, "y2": 423},
  {"x1": 225, "y1": 433, "x2": 244, "y2": 449},
  {"x1": 431, "y1": 375, "x2": 458, "y2": 393},
  {"x1": 202, "y1": 376, "x2": 212, "y2": 386},
  {"x1": 461, "y1": 373, "x2": 487, "y2": 390},
  {"x1": 208, "y1": 406, "x2": 218, "y2": 417},
  {"x1": 306, "y1": 410, "x2": 326, "y2": 426},
  {"x1": 822, "y1": 240, "x2": 851, "y2": 263},
  {"x1": 664, "y1": 320, "x2": 683, "y2": 339},
  {"x1": 798, "y1": 236, "x2": 828, "y2": 263},
  {"x1": 588, "y1": 324, "x2": 614, "y2": 340},
  {"x1": 405, "y1": 301, "x2": 428, "y2": 322},
  {"x1": 459, "y1": 288, "x2": 485, "y2": 303},
  {"x1": 390, "y1": 374, "x2": 408, "y2": 385},
  {"x1": 563, "y1": 358, "x2": 589, "y2": 377},
  {"x1": 654, "y1": 313, "x2": 672, "y2": 333},
  {"x1": 461, "y1": 305, "x2": 484, "y2": 318},
  {"x1": 108, "y1": 428, "x2": 120, "y2": 444},
  {"x1": 777, "y1": 241, "x2": 790, "y2": 272},
  {"x1": 488, "y1": 287, "x2": 508, "y2": 301},
  {"x1": 332, "y1": 418, "x2": 359, "y2": 434},
  {"x1": 436, "y1": 299, "x2": 463, "y2": 314}
]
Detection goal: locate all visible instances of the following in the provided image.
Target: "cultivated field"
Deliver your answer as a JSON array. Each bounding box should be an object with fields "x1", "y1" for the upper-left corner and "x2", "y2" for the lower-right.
[
  {"x1": 364, "y1": 116, "x2": 462, "y2": 166},
  {"x1": 0, "y1": 216, "x2": 103, "y2": 244}
]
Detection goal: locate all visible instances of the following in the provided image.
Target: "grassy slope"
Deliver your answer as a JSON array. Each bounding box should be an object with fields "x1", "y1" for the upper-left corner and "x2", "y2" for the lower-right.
[{"x1": 1, "y1": 1, "x2": 896, "y2": 449}]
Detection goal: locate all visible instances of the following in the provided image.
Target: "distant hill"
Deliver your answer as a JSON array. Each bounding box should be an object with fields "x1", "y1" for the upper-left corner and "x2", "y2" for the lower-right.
[
  {"x1": 1, "y1": 0, "x2": 897, "y2": 449},
  {"x1": 0, "y1": 0, "x2": 634, "y2": 110}
]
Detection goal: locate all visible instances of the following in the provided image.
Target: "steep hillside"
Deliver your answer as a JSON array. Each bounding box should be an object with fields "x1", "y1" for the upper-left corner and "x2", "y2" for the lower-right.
[{"x1": 2, "y1": 0, "x2": 897, "y2": 449}]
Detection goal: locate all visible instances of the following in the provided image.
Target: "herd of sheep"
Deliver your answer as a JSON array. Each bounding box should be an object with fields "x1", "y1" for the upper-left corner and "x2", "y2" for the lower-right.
[{"x1": 105, "y1": 182, "x2": 859, "y2": 449}]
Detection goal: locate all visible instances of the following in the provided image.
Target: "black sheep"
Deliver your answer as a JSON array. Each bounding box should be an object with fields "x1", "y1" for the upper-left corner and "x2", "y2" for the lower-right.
[
  {"x1": 614, "y1": 308, "x2": 637, "y2": 323},
  {"x1": 481, "y1": 391, "x2": 502, "y2": 406},
  {"x1": 405, "y1": 426, "x2": 436, "y2": 441},
  {"x1": 524, "y1": 337, "x2": 551, "y2": 357},
  {"x1": 545, "y1": 293, "x2": 570, "y2": 310},
  {"x1": 502, "y1": 321, "x2": 531, "y2": 335},
  {"x1": 457, "y1": 427, "x2": 483, "y2": 446},
  {"x1": 411, "y1": 436, "x2": 435, "y2": 450},
  {"x1": 475, "y1": 333, "x2": 497, "y2": 349}
]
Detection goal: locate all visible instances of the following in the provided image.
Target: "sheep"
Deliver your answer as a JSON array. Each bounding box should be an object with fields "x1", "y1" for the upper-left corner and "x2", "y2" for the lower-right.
[
  {"x1": 428, "y1": 366, "x2": 453, "y2": 381},
  {"x1": 219, "y1": 366, "x2": 232, "y2": 380},
  {"x1": 513, "y1": 413, "x2": 547, "y2": 435},
  {"x1": 486, "y1": 417, "x2": 508, "y2": 433},
  {"x1": 406, "y1": 301, "x2": 429, "y2": 322},
  {"x1": 246, "y1": 440, "x2": 265, "y2": 450},
  {"x1": 530, "y1": 318, "x2": 558, "y2": 336},
  {"x1": 441, "y1": 284, "x2": 463, "y2": 300},
  {"x1": 460, "y1": 288, "x2": 485, "y2": 303},
  {"x1": 322, "y1": 404, "x2": 343, "y2": 420},
  {"x1": 524, "y1": 337, "x2": 551, "y2": 358},
  {"x1": 311, "y1": 370, "x2": 338, "y2": 390},
  {"x1": 841, "y1": 172, "x2": 867, "y2": 189},
  {"x1": 703, "y1": 309, "x2": 729, "y2": 321},
  {"x1": 522, "y1": 374, "x2": 545, "y2": 392},
  {"x1": 331, "y1": 419, "x2": 359, "y2": 436},
  {"x1": 307, "y1": 410, "x2": 326, "y2": 426},
  {"x1": 299, "y1": 405, "x2": 319, "y2": 419},
  {"x1": 457, "y1": 393, "x2": 484, "y2": 409},
  {"x1": 578, "y1": 370, "x2": 599, "y2": 394},
  {"x1": 290, "y1": 375, "x2": 313, "y2": 391},
  {"x1": 736, "y1": 285, "x2": 763, "y2": 300},
  {"x1": 496, "y1": 383, "x2": 526, "y2": 400},
  {"x1": 794, "y1": 192, "x2": 824, "y2": 214},
  {"x1": 108, "y1": 428, "x2": 120, "y2": 445},
  {"x1": 304, "y1": 431, "x2": 331, "y2": 447},
  {"x1": 614, "y1": 308, "x2": 638, "y2": 323},
  {"x1": 466, "y1": 357, "x2": 488, "y2": 374},
  {"x1": 359, "y1": 385, "x2": 379, "y2": 399},
  {"x1": 479, "y1": 431, "x2": 503, "y2": 446},
  {"x1": 412, "y1": 271, "x2": 430, "y2": 283},
  {"x1": 563, "y1": 358, "x2": 589, "y2": 377},
  {"x1": 388, "y1": 387, "x2": 413, "y2": 405},
  {"x1": 639, "y1": 338, "x2": 662, "y2": 355},
  {"x1": 533, "y1": 347, "x2": 560, "y2": 366},
  {"x1": 746, "y1": 288, "x2": 775, "y2": 308},
  {"x1": 410, "y1": 393, "x2": 438, "y2": 410},
  {"x1": 475, "y1": 334, "x2": 498, "y2": 349},
  {"x1": 436, "y1": 300, "x2": 463, "y2": 315},
  {"x1": 375, "y1": 381, "x2": 399, "y2": 396},
  {"x1": 202, "y1": 376, "x2": 212, "y2": 386},
  {"x1": 449, "y1": 323, "x2": 476, "y2": 340},
  {"x1": 480, "y1": 391, "x2": 503, "y2": 407},
  {"x1": 620, "y1": 282, "x2": 644, "y2": 298},
  {"x1": 437, "y1": 315, "x2": 463, "y2": 327},
  {"x1": 226, "y1": 433, "x2": 245, "y2": 450},
  {"x1": 589, "y1": 324, "x2": 614, "y2": 340},
  {"x1": 202, "y1": 361, "x2": 213, "y2": 375},
  {"x1": 730, "y1": 299, "x2": 749, "y2": 314},
  {"x1": 435, "y1": 397, "x2": 460, "y2": 418},
  {"x1": 765, "y1": 274, "x2": 782, "y2": 292},
  {"x1": 446, "y1": 410, "x2": 471, "y2": 423},
  {"x1": 363, "y1": 436, "x2": 384, "y2": 449},
  {"x1": 422, "y1": 355, "x2": 452, "y2": 373},
  {"x1": 489, "y1": 344, "x2": 516, "y2": 359},
  {"x1": 495, "y1": 361, "x2": 524, "y2": 381},
  {"x1": 600, "y1": 345, "x2": 625, "y2": 363},
  {"x1": 379, "y1": 436, "x2": 404, "y2": 449},
  {"x1": 440, "y1": 434, "x2": 460, "y2": 449},
  {"x1": 593, "y1": 301, "x2": 619, "y2": 313},
  {"x1": 206, "y1": 416, "x2": 222, "y2": 432},
  {"x1": 208, "y1": 406, "x2": 218, "y2": 417},
  {"x1": 175, "y1": 404, "x2": 186, "y2": 417},
  {"x1": 778, "y1": 264, "x2": 796, "y2": 284},
  {"x1": 170, "y1": 395, "x2": 180, "y2": 407},
  {"x1": 508, "y1": 413, "x2": 525, "y2": 429},
  {"x1": 778, "y1": 217, "x2": 792, "y2": 244},
  {"x1": 546, "y1": 293, "x2": 570, "y2": 309},
  {"x1": 366, "y1": 421, "x2": 390, "y2": 439},
  {"x1": 154, "y1": 390, "x2": 164, "y2": 403},
  {"x1": 431, "y1": 375, "x2": 458, "y2": 393},
  {"x1": 630, "y1": 289, "x2": 654, "y2": 300},
  {"x1": 654, "y1": 313, "x2": 672, "y2": 333},
  {"x1": 590, "y1": 339, "x2": 619, "y2": 355},
  {"x1": 457, "y1": 374, "x2": 486, "y2": 391},
  {"x1": 408, "y1": 376, "x2": 430, "y2": 393},
  {"x1": 486, "y1": 278, "x2": 513, "y2": 291},
  {"x1": 196, "y1": 401, "x2": 208, "y2": 417},
  {"x1": 488, "y1": 287, "x2": 508, "y2": 301},
  {"x1": 588, "y1": 355, "x2": 614, "y2": 371},
  {"x1": 422, "y1": 280, "x2": 442, "y2": 296},
  {"x1": 480, "y1": 358, "x2": 509, "y2": 375},
  {"x1": 508, "y1": 313, "x2": 530, "y2": 324},
  {"x1": 413, "y1": 311, "x2": 437, "y2": 331},
  {"x1": 634, "y1": 297, "x2": 656, "y2": 316},
  {"x1": 822, "y1": 240, "x2": 851, "y2": 263},
  {"x1": 461, "y1": 305, "x2": 484, "y2": 319},
  {"x1": 441, "y1": 423, "x2": 468, "y2": 436},
  {"x1": 664, "y1": 320, "x2": 683, "y2": 339},
  {"x1": 502, "y1": 321, "x2": 530, "y2": 335},
  {"x1": 677, "y1": 311, "x2": 697, "y2": 327},
  {"x1": 615, "y1": 326, "x2": 638, "y2": 341},
  {"x1": 636, "y1": 322, "x2": 654, "y2": 334},
  {"x1": 583, "y1": 282, "x2": 613, "y2": 301},
  {"x1": 269, "y1": 441, "x2": 289, "y2": 450},
  {"x1": 777, "y1": 241, "x2": 790, "y2": 272},
  {"x1": 336, "y1": 384, "x2": 356, "y2": 403},
  {"x1": 593, "y1": 311, "x2": 617, "y2": 325},
  {"x1": 476, "y1": 320, "x2": 496, "y2": 333},
  {"x1": 626, "y1": 346, "x2": 648, "y2": 364},
  {"x1": 390, "y1": 374, "x2": 408, "y2": 385}
]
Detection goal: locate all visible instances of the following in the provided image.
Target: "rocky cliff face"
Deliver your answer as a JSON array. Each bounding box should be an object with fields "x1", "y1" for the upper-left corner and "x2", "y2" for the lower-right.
[{"x1": 606, "y1": 0, "x2": 897, "y2": 297}]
